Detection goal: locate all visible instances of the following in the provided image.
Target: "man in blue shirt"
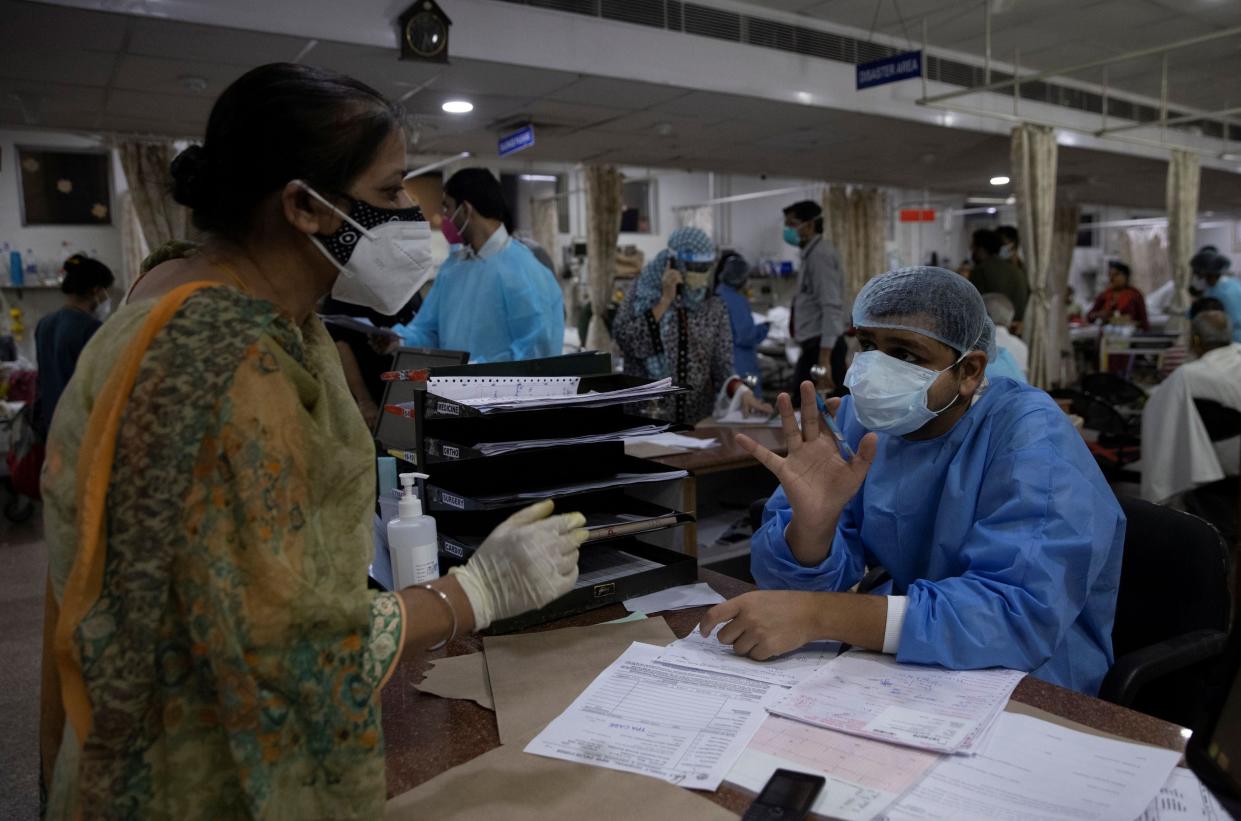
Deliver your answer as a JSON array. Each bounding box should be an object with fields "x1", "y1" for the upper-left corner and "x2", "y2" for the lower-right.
[
  {"x1": 33, "y1": 254, "x2": 114, "y2": 437},
  {"x1": 701, "y1": 267, "x2": 1124, "y2": 695},
  {"x1": 392, "y1": 168, "x2": 563, "y2": 362},
  {"x1": 1193, "y1": 251, "x2": 1241, "y2": 344}
]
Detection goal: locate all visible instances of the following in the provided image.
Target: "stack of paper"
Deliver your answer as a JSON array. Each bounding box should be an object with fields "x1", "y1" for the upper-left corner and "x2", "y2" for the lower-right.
[
  {"x1": 415, "y1": 376, "x2": 678, "y2": 414},
  {"x1": 767, "y1": 650, "x2": 1024, "y2": 755},
  {"x1": 623, "y1": 431, "x2": 719, "y2": 450},
  {"x1": 883, "y1": 711, "x2": 1182, "y2": 821},
  {"x1": 474, "y1": 468, "x2": 689, "y2": 505},
  {"x1": 469, "y1": 424, "x2": 671, "y2": 456},
  {"x1": 654, "y1": 623, "x2": 838, "y2": 688},
  {"x1": 524, "y1": 642, "x2": 782, "y2": 791}
]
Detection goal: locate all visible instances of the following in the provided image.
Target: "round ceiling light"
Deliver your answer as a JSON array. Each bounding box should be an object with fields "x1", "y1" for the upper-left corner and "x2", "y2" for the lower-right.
[
  {"x1": 989, "y1": 175, "x2": 1011, "y2": 186},
  {"x1": 442, "y1": 100, "x2": 474, "y2": 114}
]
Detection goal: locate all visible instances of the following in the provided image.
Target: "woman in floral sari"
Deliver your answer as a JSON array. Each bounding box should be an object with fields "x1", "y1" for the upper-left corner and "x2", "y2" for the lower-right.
[{"x1": 39, "y1": 63, "x2": 586, "y2": 819}]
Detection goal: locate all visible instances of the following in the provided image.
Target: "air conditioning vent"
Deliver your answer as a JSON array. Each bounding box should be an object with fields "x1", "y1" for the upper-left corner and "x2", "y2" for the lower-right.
[{"x1": 490, "y1": 0, "x2": 1232, "y2": 140}]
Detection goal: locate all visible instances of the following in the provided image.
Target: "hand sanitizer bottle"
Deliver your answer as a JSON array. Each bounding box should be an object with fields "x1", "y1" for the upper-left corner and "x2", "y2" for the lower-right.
[{"x1": 388, "y1": 472, "x2": 439, "y2": 589}]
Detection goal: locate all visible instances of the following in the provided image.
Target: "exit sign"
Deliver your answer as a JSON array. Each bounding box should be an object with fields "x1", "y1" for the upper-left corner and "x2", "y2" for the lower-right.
[{"x1": 899, "y1": 209, "x2": 936, "y2": 223}]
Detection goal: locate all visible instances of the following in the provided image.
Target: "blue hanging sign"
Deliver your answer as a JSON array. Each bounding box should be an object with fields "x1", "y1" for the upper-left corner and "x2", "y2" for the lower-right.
[
  {"x1": 856, "y1": 50, "x2": 922, "y2": 90},
  {"x1": 498, "y1": 124, "x2": 535, "y2": 157}
]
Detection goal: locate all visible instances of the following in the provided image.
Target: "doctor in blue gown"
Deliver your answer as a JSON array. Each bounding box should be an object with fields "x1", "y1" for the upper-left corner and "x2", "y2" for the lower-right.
[
  {"x1": 393, "y1": 168, "x2": 563, "y2": 362},
  {"x1": 700, "y1": 266, "x2": 1124, "y2": 695}
]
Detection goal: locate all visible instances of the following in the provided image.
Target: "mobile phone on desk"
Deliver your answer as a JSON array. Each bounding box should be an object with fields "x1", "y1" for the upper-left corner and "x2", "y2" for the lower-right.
[{"x1": 741, "y1": 768, "x2": 826, "y2": 821}]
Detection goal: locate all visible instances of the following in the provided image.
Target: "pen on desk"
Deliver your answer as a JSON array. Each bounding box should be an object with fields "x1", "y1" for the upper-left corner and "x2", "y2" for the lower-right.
[{"x1": 815, "y1": 393, "x2": 855, "y2": 459}]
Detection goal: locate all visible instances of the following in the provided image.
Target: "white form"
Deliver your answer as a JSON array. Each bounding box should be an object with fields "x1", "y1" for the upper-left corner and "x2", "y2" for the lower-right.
[
  {"x1": 1138, "y1": 767, "x2": 1229, "y2": 821},
  {"x1": 655, "y1": 623, "x2": 840, "y2": 688},
  {"x1": 524, "y1": 641, "x2": 780, "y2": 791},
  {"x1": 882, "y1": 711, "x2": 1182, "y2": 821},
  {"x1": 768, "y1": 650, "x2": 1024, "y2": 754},
  {"x1": 622, "y1": 583, "x2": 725, "y2": 614},
  {"x1": 727, "y1": 715, "x2": 940, "y2": 821}
]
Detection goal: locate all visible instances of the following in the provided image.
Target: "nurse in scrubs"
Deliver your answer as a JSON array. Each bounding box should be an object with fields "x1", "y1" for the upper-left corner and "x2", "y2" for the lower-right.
[
  {"x1": 392, "y1": 167, "x2": 564, "y2": 362},
  {"x1": 701, "y1": 266, "x2": 1124, "y2": 695}
]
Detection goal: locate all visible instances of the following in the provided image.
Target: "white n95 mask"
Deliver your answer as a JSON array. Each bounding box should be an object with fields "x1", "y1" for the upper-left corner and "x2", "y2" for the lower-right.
[
  {"x1": 299, "y1": 182, "x2": 434, "y2": 315},
  {"x1": 843, "y1": 349, "x2": 969, "y2": 436}
]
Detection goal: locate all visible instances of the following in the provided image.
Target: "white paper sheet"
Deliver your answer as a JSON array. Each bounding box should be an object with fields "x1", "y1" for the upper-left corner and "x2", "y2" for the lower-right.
[
  {"x1": 476, "y1": 424, "x2": 669, "y2": 456},
  {"x1": 727, "y1": 715, "x2": 941, "y2": 821},
  {"x1": 656, "y1": 623, "x2": 839, "y2": 688},
  {"x1": 623, "y1": 432, "x2": 719, "y2": 450},
  {"x1": 622, "y1": 583, "x2": 725, "y2": 614},
  {"x1": 1138, "y1": 767, "x2": 1230, "y2": 821},
  {"x1": 882, "y1": 712, "x2": 1183, "y2": 821},
  {"x1": 768, "y1": 651, "x2": 1024, "y2": 754},
  {"x1": 424, "y1": 377, "x2": 677, "y2": 413},
  {"x1": 524, "y1": 642, "x2": 779, "y2": 791}
]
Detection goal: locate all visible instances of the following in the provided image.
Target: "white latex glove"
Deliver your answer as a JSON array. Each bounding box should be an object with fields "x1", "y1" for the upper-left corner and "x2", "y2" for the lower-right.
[{"x1": 449, "y1": 500, "x2": 588, "y2": 630}]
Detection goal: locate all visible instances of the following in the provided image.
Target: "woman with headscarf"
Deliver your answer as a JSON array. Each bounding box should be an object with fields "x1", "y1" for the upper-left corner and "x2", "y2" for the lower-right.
[{"x1": 613, "y1": 227, "x2": 771, "y2": 424}]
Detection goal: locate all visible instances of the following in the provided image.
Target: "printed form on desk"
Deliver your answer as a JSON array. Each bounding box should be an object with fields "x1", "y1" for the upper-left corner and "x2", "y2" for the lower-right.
[
  {"x1": 655, "y1": 623, "x2": 840, "y2": 688},
  {"x1": 881, "y1": 711, "x2": 1182, "y2": 821},
  {"x1": 768, "y1": 650, "x2": 1024, "y2": 754},
  {"x1": 524, "y1": 641, "x2": 781, "y2": 791}
]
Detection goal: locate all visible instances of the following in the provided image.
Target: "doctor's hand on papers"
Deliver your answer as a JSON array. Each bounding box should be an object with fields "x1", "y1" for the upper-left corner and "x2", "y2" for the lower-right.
[
  {"x1": 448, "y1": 500, "x2": 588, "y2": 630},
  {"x1": 737, "y1": 381, "x2": 877, "y2": 565},
  {"x1": 700, "y1": 590, "x2": 887, "y2": 660}
]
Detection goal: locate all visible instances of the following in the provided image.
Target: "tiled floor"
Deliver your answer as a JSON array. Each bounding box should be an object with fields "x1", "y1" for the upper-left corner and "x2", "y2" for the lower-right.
[{"x1": 1, "y1": 508, "x2": 44, "y2": 821}]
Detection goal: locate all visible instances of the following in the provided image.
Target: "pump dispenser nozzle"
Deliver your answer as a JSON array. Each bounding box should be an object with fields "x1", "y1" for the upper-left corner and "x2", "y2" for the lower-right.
[{"x1": 398, "y1": 472, "x2": 430, "y2": 518}]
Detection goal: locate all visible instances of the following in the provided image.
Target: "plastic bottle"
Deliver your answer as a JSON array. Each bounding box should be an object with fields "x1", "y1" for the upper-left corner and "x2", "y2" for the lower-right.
[
  {"x1": 24, "y1": 249, "x2": 37, "y2": 278},
  {"x1": 387, "y1": 472, "x2": 439, "y2": 589},
  {"x1": 9, "y1": 248, "x2": 23, "y2": 287}
]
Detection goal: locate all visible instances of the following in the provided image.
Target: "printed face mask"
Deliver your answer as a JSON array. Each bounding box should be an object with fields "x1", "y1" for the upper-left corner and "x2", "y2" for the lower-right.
[{"x1": 301, "y1": 183, "x2": 433, "y2": 315}]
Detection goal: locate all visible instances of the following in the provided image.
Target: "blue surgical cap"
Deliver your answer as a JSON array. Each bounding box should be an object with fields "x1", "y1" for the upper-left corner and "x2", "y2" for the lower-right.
[{"x1": 852, "y1": 266, "x2": 996, "y2": 362}]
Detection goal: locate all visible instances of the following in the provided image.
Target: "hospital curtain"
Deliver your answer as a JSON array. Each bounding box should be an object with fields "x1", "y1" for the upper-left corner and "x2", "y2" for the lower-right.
[
  {"x1": 675, "y1": 205, "x2": 714, "y2": 237},
  {"x1": 531, "y1": 197, "x2": 559, "y2": 270},
  {"x1": 116, "y1": 141, "x2": 190, "y2": 253},
  {"x1": 117, "y1": 191, "x2": 149, "y2": 292},
  {"x1": 1117, "y1": 226, "x2": 1169, "y2": 296},
  {"x1": 823, "y1": 184, "x2": 888, "y2": 312},
  {"x1": 1011, "y1": 123, "x2": 1058, "y2": 388},
  {"x1": 1165, "y1": 149, "x2": 1200, "y2": 334},
  {"x1": 584, "y1": 165, "x2": 623, "y2": 351},
  {"x1": 1048, "y1": 204, "x2": 1080, "y2": 387}
]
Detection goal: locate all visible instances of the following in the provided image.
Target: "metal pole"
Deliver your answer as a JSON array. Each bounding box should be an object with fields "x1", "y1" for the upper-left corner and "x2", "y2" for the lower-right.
[
  {"x1": 921, "y1": 16, "x2": 928, "y2": 100},
  {"x1": 1101, "y1": 65, "x2": 1109, "y2": 133},
  {"x1": 1013, "y1": 49, "x2": 1020, "y2": 116},
  {"x1": 1160, "y1": 54, "x2": 1169, "y2": 144},
  {"x1": 1096, "y1": 104, "x2": 1241, "y2": 136},
  {"x1": 404, "y1": 151, "x2": 471, "y2": 179},
  {"x1": 921, "y1": 22, "x2": 1241, "y2": 104},
  {"x1": 984, "y1": 0, "x2": 991, "y2": 86}
]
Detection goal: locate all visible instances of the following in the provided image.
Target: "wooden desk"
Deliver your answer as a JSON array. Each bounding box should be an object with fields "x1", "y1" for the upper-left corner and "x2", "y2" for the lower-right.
[
  {"x1": 382, "y1": 569, "x2": 1186, "y2": 817},
  {"x1": 651, "y1": 426, "x2": 788, "y2": 475}
]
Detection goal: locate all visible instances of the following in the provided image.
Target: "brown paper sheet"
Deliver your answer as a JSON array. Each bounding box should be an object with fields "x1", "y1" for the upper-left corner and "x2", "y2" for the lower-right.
[
  {"x1": 484, "y1": 617, "x2": 677, "y2": 745},
  {"x1": 416, "y1": 653, "x2": 494, "y2": 711},
  {"x1": 384, "y1": 739, "x2": 737, "y2": 821}
]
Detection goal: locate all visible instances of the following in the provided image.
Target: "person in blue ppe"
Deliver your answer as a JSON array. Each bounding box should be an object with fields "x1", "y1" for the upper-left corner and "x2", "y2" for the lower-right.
[
  {"x1": 699, "y1": 266, "x2": 1124, "y2": 696},
  {"x1": 715, "y1": 252, "x2": 770, "y2": 395},
  {"x1": 390, "y1": 168, "x2": 563, "y2": 362},
  {"x1": 1192, "y1": 250, "x2": 1241, "y2": 344}
]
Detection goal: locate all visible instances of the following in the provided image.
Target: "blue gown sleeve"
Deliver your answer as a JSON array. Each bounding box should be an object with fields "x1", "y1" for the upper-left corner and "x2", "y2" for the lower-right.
[
  {"x1": 897, "y1": 408, "x2": 1122, "y2": 673},
  {"x1": 500, "y1": 260, "x2": 562, "y2": 360},
  {"x1": 750, "y1": 486, "x2": 867, "y2": 592},
  {"x1": 394, "y1": 275, "x2": 442, "y2": 348}
]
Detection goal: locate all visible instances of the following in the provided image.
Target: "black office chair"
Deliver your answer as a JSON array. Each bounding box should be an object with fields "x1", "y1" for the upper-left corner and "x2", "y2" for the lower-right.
[
  {"x1": 1100, "y1": 496, "x2": 1232, "y2": 728},
  {"x1": 1183, "y1": 399, "x2": 1241, "y2": 547},
  {"x1": 1081, "y1": 372, "x2": 1148, "y2": 409},
  {"x1": 1049, "y1": 388, "x2": 1140, "y2": 478}
]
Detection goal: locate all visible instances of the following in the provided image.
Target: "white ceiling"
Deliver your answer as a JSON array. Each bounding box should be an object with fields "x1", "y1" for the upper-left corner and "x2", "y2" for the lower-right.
[
  {"x1": 2, "y1": 0, "x2": 1240, "y2": 211},
  {"x1": 735, "y1": 0, "x2": 1241, "y2": 112}
]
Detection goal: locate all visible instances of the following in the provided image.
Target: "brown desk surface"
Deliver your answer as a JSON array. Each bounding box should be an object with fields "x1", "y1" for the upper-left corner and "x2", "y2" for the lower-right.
[
  {"x1": 651, "y1": 426, "x2": 788, "y2": 474},
  {"x1": 382, "y1": 569, "x2": 1186, "y2": 816}
]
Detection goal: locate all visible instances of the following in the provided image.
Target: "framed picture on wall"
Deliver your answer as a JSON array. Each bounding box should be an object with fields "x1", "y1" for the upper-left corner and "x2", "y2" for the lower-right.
[{"x1": 16, "y1": 146, "x2": 112, "y2": 226}]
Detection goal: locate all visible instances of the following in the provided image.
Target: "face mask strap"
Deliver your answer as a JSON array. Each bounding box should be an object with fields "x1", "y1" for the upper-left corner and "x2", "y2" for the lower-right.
[
  {"x1": 307, "y1": 235, "x2": 351, "y2": 277},
  {"x1": 296, "y1": 181, "x2": 375, "y2": 240}
]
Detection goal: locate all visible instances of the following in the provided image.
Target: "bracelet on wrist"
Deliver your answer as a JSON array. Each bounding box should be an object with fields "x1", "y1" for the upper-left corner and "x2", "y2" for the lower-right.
[{"x1": 419, "y1": 584, "x2": 458, "y2": 651}]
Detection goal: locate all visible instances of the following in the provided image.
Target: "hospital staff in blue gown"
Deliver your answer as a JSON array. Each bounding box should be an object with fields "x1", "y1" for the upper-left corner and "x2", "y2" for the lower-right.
[
  {"x1": 701, "y1": 266, "x2": 1124, "y2": 696},
  {"x1": 392, "y1": 168, "x2": 563, "y2": 362},
  {"x1": 715, "y1": 253, "x2": 769, "y2": 394}
]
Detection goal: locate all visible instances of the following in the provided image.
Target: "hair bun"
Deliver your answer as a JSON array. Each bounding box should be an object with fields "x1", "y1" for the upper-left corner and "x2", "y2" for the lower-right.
[{"x1": 170, "y1": 145, "x2": 210, "y2": 209}]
